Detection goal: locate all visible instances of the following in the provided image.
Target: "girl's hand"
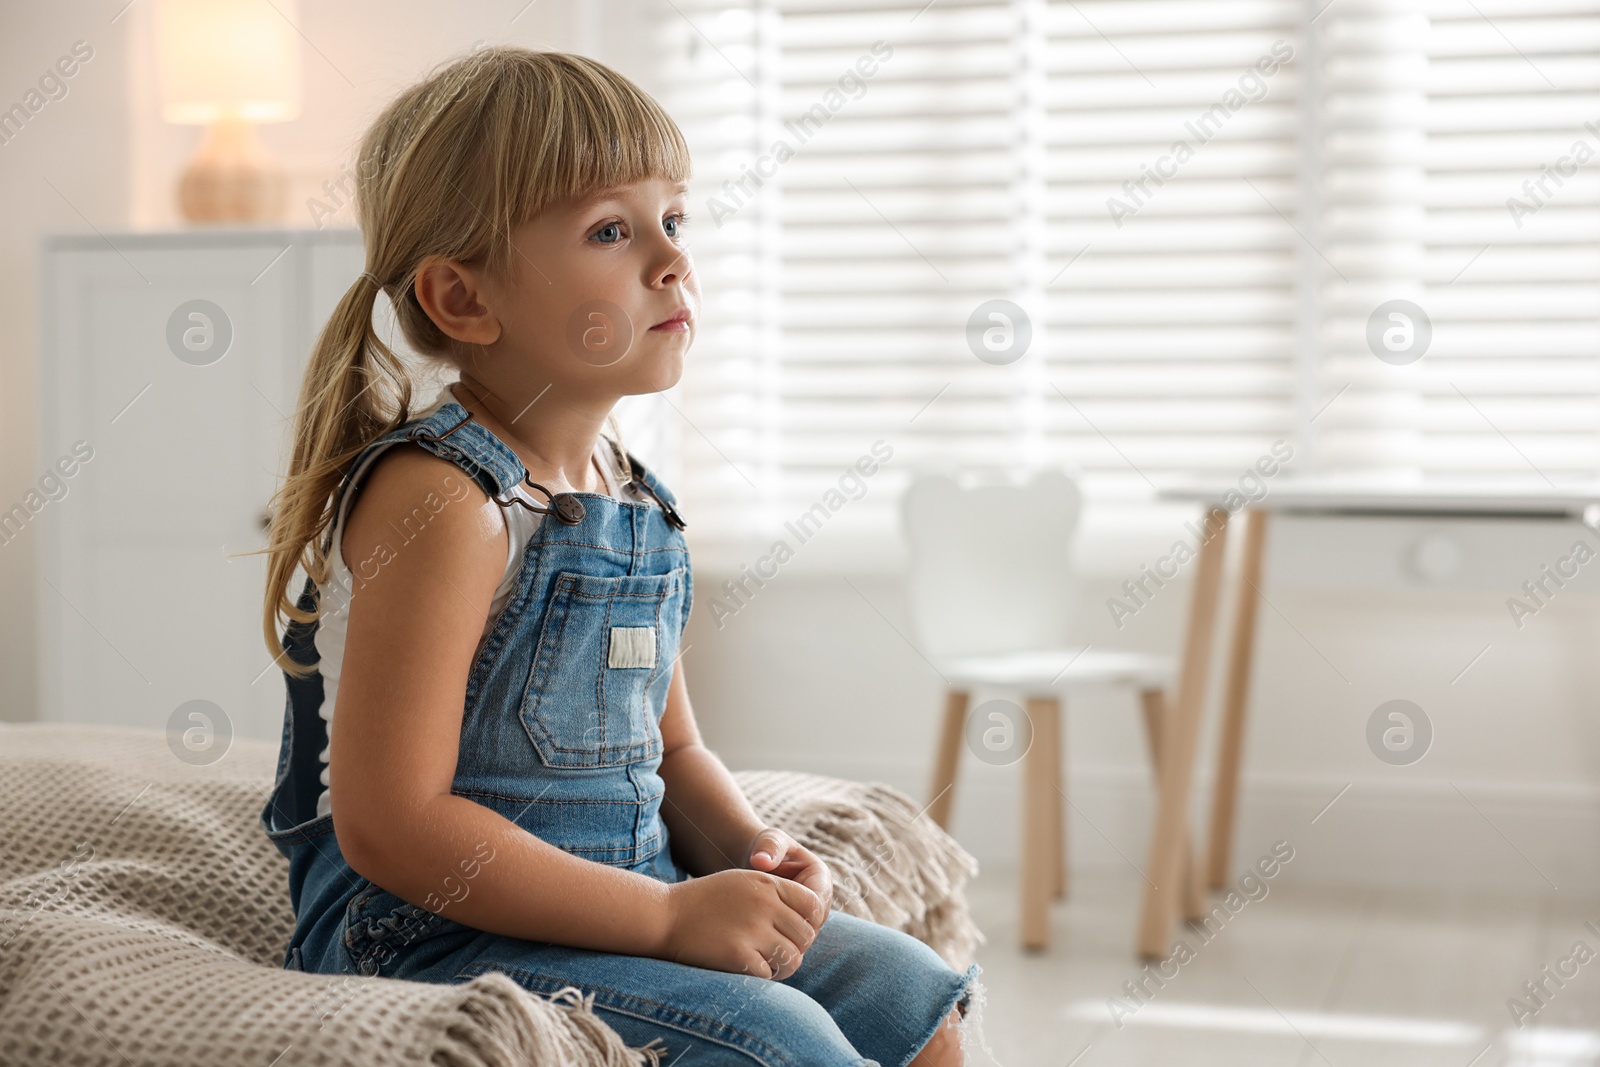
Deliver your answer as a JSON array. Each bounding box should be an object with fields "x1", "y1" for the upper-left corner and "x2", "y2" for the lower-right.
[
  {"x1": 660, "y1": 868, "x2": 822, "y2": 980},
  {"x1": 745, "y1": 827, "x2": 834, "y2": 924}
]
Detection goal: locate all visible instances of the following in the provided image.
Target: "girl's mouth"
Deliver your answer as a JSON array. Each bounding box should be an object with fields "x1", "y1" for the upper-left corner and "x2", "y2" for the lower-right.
[{"x1": 650, "y1": 308, "x2": 691, "y2": 332}]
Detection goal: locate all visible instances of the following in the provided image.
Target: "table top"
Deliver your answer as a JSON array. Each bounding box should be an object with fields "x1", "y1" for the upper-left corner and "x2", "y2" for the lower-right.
[{"x1": 1157, "y1": 478, "x2": 1600, "y2": 517}]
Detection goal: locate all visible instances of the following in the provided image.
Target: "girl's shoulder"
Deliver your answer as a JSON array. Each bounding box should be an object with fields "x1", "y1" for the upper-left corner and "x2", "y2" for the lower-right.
[
  {"x1": 358, "y1": 392, "x2": 526, "y2": 499},
  {"x1": 319, "y1": 391, "x2": 513, "y2": 556}
]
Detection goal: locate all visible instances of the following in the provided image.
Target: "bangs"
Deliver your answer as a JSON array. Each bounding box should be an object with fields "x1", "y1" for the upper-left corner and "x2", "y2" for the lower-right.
[
  {"x1": 535, "y1": 61, "x2": 693, "y2": 207},
  {"x1": 351, "y1": 47, "x2": 693, "y2": 296},
  {"x1": 491, "y1": 52, "x2": 693, "y2": 263}
]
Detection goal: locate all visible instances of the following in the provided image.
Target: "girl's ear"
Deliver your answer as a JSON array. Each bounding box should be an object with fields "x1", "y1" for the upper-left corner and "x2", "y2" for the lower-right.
[{"x1": 413, "y1": 256, "x2": 503, "y2": 347}]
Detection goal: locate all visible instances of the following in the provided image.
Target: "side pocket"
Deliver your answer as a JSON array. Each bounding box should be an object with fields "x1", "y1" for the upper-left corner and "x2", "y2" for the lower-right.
[{"x1": 342, "y1": 883, "x2": 464, "y2": 978}]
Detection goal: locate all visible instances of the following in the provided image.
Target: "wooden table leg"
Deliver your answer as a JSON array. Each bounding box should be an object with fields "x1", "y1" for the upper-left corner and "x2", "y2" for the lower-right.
[
  {"x1": 1139, "y1": 688, "x2": 1206, "y2": 922},
  {"x1": 1137, "y1": 507, "x2": 1229, "y2": 959},
  {"x1": 1207, "y1": 509, "x2": 1268, "y2": 888},
  {"x1": 928, "y1": 689, "x2": 968, "y2": 830},
  {"x1": 1021, "y1": 695, "x2": 1061, "y2": 951},
  {"x1": 1184, "y1": 839, "x2": 1207, "y2": 924}
]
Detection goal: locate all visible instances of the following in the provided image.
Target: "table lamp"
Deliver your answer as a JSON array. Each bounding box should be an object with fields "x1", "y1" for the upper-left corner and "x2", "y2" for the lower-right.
[{"x1": 156, "y1": 0, "x2": 302, "y2": 223}]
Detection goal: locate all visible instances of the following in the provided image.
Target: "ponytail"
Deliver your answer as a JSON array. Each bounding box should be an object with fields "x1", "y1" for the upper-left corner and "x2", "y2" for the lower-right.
[{"x1": 249, "y1": 270, "x2": 416, "y2": 680}]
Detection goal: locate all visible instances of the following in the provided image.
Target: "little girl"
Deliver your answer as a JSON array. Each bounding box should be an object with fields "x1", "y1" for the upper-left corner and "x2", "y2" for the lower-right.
[{"x1": 257, "y1": 46, "x2": 977, "y2": 1066}]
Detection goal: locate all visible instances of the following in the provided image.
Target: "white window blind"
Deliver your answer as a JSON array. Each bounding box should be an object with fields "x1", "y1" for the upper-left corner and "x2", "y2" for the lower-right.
[
  {"x1": 650, "y1": 0, "x2": 1600, "y2": 568},
  {"x1": 1041, "y1": 0, "x2": 1301, "y2": 504},
  {"x1": 1314, "y1": 0, "x2": 1600, "y2": 483}
]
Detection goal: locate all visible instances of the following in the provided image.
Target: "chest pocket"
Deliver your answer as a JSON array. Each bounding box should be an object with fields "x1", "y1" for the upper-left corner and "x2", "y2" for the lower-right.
[{"x1": 520, "y1": 567, "x2": 687, "y2": 767}]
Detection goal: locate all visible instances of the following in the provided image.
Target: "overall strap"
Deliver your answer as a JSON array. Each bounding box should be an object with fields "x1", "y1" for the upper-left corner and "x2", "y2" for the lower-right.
[
  {"x1": 319, "y1": 400, "x2": 526, "y2": 555},
  {"x1": 402, "y1": 401, "x2": 526, "y2": 496},
  {"x1": 601, "y1": 433, "x2": 688, "y2": 530}
]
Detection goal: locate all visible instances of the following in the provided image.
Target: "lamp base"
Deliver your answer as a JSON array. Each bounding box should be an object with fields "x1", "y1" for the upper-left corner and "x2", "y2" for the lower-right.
[{"x1": 178, "y1": 116, "x2": 287, "y2": 223}]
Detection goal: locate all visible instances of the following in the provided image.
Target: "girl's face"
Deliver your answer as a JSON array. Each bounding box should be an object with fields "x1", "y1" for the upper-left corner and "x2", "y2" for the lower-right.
[{"x1": 486, "y1": 174, "x2": 699, "y2": 401}]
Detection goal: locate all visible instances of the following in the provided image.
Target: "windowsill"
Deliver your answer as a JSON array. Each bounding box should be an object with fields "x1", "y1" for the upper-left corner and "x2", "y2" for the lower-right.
[{"x1": 687, "y1": 501, "x2": 1215, "y2": 581}]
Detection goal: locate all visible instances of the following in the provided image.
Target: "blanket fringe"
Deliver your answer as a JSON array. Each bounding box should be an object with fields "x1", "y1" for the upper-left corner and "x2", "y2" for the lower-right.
[
  {"x1": 798, "y1": 783, "x2": 984, "y2": 969},
  {"x1": 429, "y1": 973, "x2": 658, "y2": 1067}
]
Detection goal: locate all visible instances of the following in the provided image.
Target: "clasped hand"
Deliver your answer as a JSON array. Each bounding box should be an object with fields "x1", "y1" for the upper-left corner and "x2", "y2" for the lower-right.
[{"x1": 661, "y1": 826, "x2": 834, "y2": 980}]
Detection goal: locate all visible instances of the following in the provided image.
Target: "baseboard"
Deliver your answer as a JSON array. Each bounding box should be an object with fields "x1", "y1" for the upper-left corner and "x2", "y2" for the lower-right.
[{"x1": 721, "y1": 751, "x2": 1600, "y2": 897}]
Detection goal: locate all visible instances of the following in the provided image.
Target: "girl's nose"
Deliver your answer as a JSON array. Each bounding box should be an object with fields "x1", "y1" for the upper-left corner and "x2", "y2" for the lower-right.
[{"x1": 654, "y1": 247, "x2": 691, "y2": 288}]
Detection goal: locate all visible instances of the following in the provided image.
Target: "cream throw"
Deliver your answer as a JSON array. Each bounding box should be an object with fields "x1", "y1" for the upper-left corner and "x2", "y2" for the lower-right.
[{"x1": 0, "y1": 724, "x2": 980, "y2": 1066}]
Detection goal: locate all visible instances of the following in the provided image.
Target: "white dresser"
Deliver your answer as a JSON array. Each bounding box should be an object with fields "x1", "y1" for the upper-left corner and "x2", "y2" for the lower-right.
[{"x1": 37, "y1": 227, "x2": 364, "y2": 746}]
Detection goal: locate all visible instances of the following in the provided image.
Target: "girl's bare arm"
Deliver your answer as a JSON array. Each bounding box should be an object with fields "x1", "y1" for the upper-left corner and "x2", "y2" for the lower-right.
[
  {"x1": 655, "y1": 663, "x2": 766, "y2": 875},
  {"x1": 329, "y1": 444, "x2": 674, "y2": 954},
  {"x1": 656, "y1": 647, "x2": 835, "y2": 915}
]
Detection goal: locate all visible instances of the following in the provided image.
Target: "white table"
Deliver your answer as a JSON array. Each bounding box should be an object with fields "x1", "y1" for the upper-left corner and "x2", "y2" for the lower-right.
[{"x1": 1133, "y1": 479, "x2": 1600, "y2": 958}]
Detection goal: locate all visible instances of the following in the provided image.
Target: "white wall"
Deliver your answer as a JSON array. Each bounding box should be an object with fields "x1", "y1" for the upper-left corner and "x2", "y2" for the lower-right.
[{"x1": 0, "y1": 5, "x2": 129, "y2": 726}]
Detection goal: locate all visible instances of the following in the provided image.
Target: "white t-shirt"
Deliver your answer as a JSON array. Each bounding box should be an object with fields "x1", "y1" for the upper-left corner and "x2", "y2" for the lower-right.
[{"x1": 310, "y1": 386, "x2": 643, "y2": 817}]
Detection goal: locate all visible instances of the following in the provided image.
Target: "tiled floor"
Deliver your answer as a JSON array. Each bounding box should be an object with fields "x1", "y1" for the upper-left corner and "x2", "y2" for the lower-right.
[{"x1": 960, "y1": 869, "x2": 1600, "y2": 1067}]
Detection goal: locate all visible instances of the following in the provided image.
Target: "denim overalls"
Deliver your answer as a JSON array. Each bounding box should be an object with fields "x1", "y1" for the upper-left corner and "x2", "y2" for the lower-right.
[{"x1": 260, "y1": 398, "x2": 977, "y2": 1066}]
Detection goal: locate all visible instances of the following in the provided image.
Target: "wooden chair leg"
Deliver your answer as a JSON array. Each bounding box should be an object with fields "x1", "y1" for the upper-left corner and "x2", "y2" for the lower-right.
[
  {"x1": 1051, "y1": 697, "x2": 1067, "y2": 900},
  {"x1": 927, "y1": 689, "x2": 968, "y2": 830},
  {"x1": 1207, "y1": 509, "x2": 1269, "y2": 889},
  {"x1": 1138, "y1": 508, "x2": 1229, "y2": 959},
  {"x1": 1021, "y1": 695, "x2": 1060, "y2": 951},
  {"x1": 1139, "y1": 688, "x2": 1205, "y2": 922},
  {"x1": 1185, "y1": 838, "x2": 1207, "y2": 924}
]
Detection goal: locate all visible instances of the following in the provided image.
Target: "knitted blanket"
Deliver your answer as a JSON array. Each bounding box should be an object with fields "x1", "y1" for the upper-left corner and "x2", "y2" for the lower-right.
[{"x1": 0, "y1": 724, "x2": 981, "y2": 1066}]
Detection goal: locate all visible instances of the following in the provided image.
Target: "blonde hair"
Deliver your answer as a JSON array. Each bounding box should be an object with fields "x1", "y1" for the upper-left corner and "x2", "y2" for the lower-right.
[{"x1": 253, "y1": 46, "x2": 691, "y2": 680}]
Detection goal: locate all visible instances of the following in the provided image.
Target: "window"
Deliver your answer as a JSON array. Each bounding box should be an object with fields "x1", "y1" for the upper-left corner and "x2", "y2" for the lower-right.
[
  {"x1": 1313, "y1": 1, "x2": 1600, "y2": 483},
  {"x1": 652, "y1": 0, "x2": 1600, "y2": 570}
]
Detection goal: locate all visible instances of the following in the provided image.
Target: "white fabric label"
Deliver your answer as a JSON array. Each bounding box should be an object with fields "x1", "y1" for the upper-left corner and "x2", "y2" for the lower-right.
[{"x1": 608, "y1": 626, "x2": 657, "y2": 669}]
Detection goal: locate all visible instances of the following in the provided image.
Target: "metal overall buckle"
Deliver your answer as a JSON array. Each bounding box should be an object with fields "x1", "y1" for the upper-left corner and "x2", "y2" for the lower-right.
[{"x1": 603, "y1": 434, "x2": 688, "y2": 531}]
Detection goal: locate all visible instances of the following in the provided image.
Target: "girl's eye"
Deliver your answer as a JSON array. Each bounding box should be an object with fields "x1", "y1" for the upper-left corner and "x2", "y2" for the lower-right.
[
  {"x1": 664, "y1": 212, "x2": 690, "y2": 238},
  {"x1": 592, "y1": 222, "x2": 623, "y2": 244}
]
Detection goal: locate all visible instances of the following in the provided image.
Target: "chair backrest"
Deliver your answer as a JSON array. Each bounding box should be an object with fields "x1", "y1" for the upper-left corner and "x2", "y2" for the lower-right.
[{"x1": 899, "y1": 467, "x2": 1082, "y2": 661}]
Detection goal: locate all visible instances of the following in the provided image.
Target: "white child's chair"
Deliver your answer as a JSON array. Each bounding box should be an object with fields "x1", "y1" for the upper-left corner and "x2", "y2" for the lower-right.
[{"x1": 901, "y1": 467, "x2": 1199, "y2": 951}]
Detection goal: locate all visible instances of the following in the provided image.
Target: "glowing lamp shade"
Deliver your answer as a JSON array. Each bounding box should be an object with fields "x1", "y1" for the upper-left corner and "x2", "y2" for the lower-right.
[{"x1": 156, "y1": 0, "x2": 302, "y2": 222}]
